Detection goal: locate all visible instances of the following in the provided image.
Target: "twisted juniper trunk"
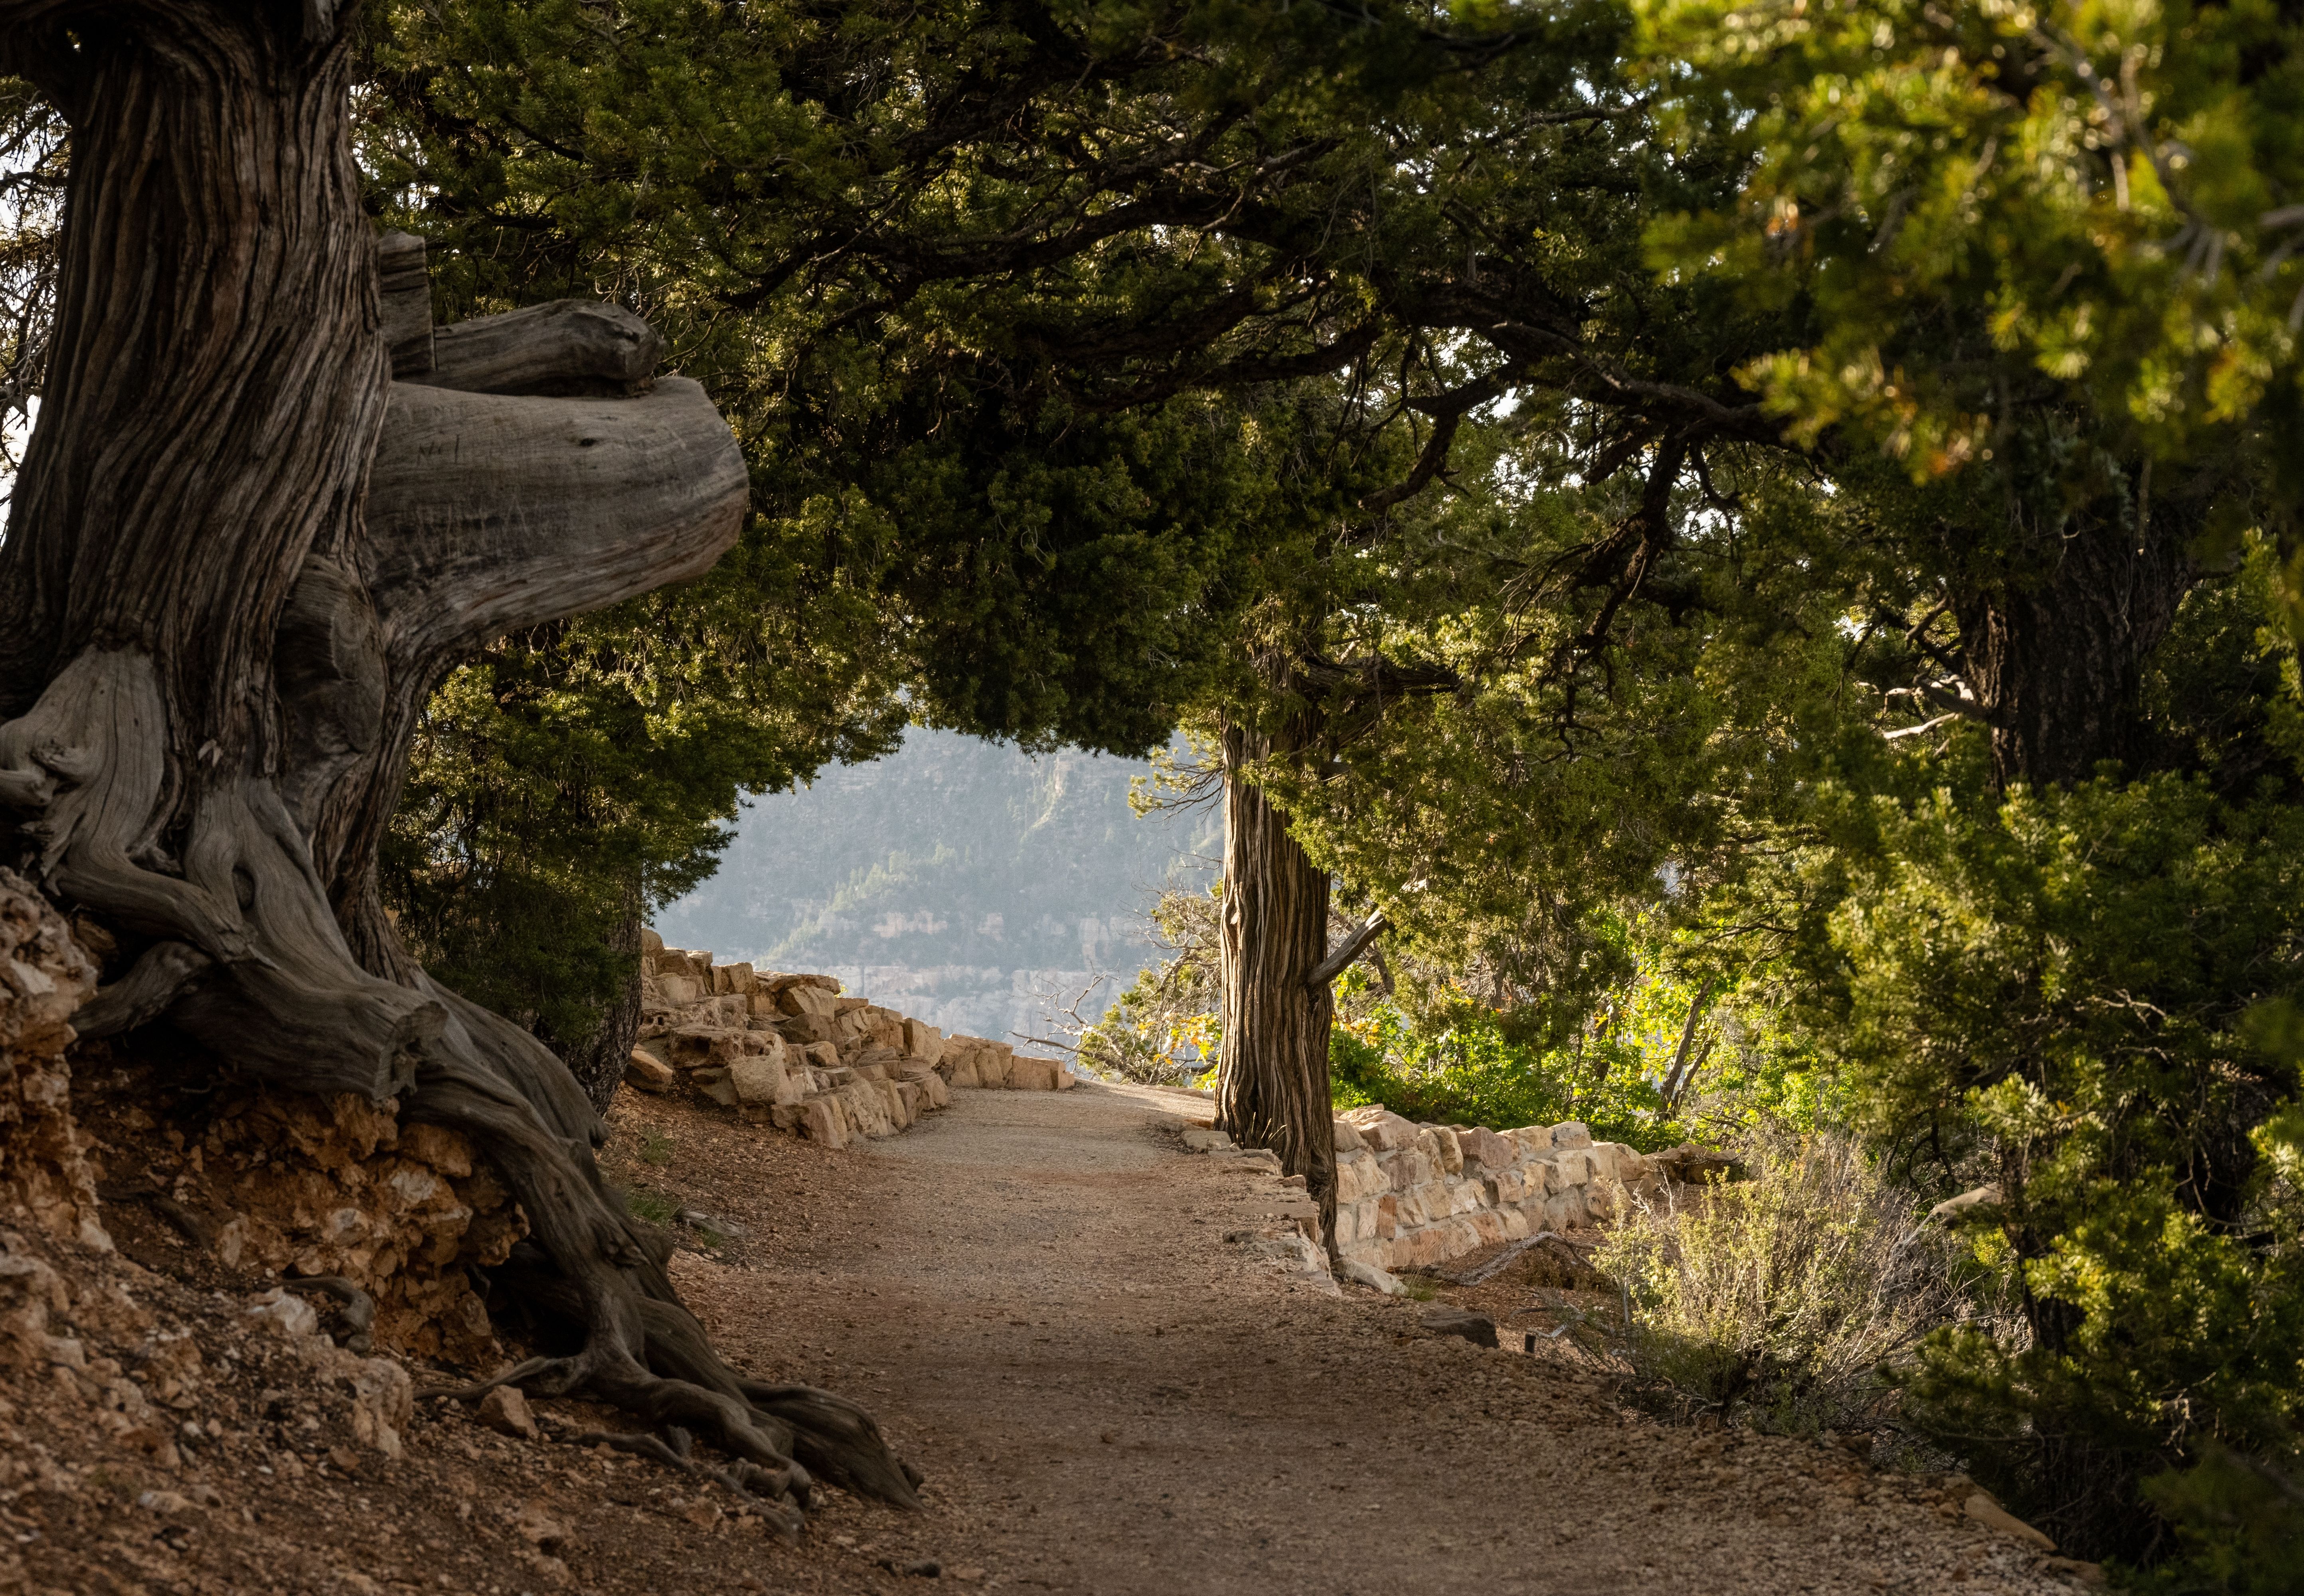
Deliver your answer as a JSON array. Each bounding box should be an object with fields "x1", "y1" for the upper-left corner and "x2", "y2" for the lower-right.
[
  {"x1": 0, "y1": 1, "x2": 915, "y2": 1529},
  {"x1": 1215, "y1": 712, "x2": 1340, "y2": 1256}
]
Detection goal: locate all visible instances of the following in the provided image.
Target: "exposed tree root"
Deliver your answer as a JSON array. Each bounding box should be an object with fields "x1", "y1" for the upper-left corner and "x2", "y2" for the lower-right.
[{"x1": 6, "y1": 654, "x2": 921, "y2": 1528}]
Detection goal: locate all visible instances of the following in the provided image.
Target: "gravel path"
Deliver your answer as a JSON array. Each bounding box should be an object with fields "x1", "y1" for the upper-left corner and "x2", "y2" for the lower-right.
[{"x1": 631, "y1": 1079, "x2": 2088, "y2": 1596}]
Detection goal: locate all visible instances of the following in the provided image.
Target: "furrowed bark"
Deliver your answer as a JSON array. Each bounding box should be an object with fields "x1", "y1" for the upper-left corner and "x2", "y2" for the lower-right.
[
  {"x1": 0, "y1": 6, "x2": 916, "y2": 1517},
  {"x1": 1215, "y1": 709, "x2": 1341, "y2": 1257},
  {"x1": 1959, "y1": 493, "x2": 2193, "y2": 791}
]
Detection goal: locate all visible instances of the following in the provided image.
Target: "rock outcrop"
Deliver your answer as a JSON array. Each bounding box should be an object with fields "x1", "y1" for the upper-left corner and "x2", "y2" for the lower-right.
[{"x1": 628, "y1": 932, "x2": 1073, "y2": 1148}]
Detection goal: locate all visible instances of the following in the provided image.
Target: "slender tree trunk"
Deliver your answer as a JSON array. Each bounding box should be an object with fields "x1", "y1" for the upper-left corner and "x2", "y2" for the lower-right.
[
  {"x1": 557, "y1": 875, "x2": 645, "y2": 1115},
  {"x1": 1216, "y1": 710, "x2": 1340, "y2": 1255},
  {"x1": 0, "y1": 3, "x2": 914, "y2": 1525}
]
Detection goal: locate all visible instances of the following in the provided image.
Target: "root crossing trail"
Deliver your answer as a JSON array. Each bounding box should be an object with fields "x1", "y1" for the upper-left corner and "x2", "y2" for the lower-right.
[{"x1": 618, "y1": 1080, "x2": 2080, "y2": 1596}]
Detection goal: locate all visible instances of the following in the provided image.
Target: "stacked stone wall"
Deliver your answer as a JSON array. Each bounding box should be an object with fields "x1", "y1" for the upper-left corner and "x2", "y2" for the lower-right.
[
  {"x1": 1329, "y1": 1105, "x2": 1664, "y2": 1272},
  {"x1": 1170, "y1": 1100, "x2": 1722, "y2": 1277},
  {"x1": 628, "y1": 929, "x2": 1073, "y2": 1148}
]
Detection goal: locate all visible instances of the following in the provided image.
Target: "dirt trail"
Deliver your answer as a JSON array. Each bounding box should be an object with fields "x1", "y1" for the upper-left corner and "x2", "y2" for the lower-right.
[{"x1": 625, "y1": 1079, "x2": 2086, "y2": 1596}]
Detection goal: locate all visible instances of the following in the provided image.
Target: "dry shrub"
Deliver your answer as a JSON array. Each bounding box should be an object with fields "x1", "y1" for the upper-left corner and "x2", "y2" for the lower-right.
[{"x1": 1595, "y1": 1132, "x2": 1996, "y2": 1435}]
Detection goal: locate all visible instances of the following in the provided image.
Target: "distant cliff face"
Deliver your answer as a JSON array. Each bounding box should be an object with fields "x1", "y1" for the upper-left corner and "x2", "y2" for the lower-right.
[{"x1": 650, "y1": 729, "x2": 1218, "y2": 1046}]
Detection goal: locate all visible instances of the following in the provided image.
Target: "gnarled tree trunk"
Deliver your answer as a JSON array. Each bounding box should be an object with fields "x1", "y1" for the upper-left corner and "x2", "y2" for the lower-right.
[
  {"x1": 0, "y1": 2, "x2": 913, "y2": 1530},
  {"x1": 1215, "y1": 710, "x2": 1340, "y2": 1254}
]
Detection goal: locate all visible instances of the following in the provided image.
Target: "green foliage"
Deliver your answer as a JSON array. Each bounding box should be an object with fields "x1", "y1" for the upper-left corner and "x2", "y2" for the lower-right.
[
  {"x1": 382, "y1": 546, "x2": 904, "y2": 1052},
  {"x1": 1077, "y1": 883, "x2": 1222, "y2": 1085},
  {"x1": 1749, "y1": 604, "x2": 2304, "y2": 1560},
  {"x1": 1329, "y1": 976, "x2": 1682, "y2": 1151},
  {"x1": 1635, "y1": 0, "x2": 2304, "y2": 518},
  {"x1": 623, "y1": 1186, "x2": 679, "y2": 1226},
  {"x1": 2135, "y1": 1448, "x2": 2304, "y2": 1595},
  {"x1": 1596, "y1": 1134, "x2": 1992, "y2": 1434}
]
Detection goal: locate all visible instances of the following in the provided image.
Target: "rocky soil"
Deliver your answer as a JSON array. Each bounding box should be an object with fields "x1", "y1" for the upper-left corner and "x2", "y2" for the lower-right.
[{"x1": 5, "y1": 1074, "x2": 2101, "y2": 1596}]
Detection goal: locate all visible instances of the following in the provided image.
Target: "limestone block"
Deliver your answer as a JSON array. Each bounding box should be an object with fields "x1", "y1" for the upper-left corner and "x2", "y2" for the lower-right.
[
  {"x1": 777, "y1": 983, "x2": 838, "y2": 1019},
  {"x1": 1586, "y1": 1143, "x2": 1622, "y2": 1183},
  {"x1": 1332, "y1": 1118, "x2": 1363, "y2": 1154},
  {"x1": 1964, "y1": 1492, "x2": 2057, "y2": 1551},
  {"x1": 689, "y1": 1068, "x2": 738, "y2": 1108},
  {"x1": 945, "y1": 1053, "x2": 981, "y2": 1088},
  {"x1": 834, "y1": 1007, "x2": 871, "y2": 1043},
  {"x1": 1454, "y1": 1126, "x2": 1517, "y2": 1175},
  {"x1": 1341, "y1": 1105, "x2": 1419, "y2": 1152},
  {"x1": 1483, "y1": 1168, "x2": 1527, "y2": 1207},
  {"x1": 1009, "y1": 1056, "x2": 1065, "y2": 1091},
  {"x1": 1470, "y1": 1209, "x2": 1508, "y2": 1245},
  {"x1": 729, "y1": 1056, "x2": 802, "y2": 1108},
  {"x1": 624, "y1": 1051, "x2": 675, "y2": 1093},
  {"x1": 1339, "y1": 1258, "x2": 1406, "y2": 1296},
  {"x1": 899, "y1": 1068, "x2": 951, "y2": 1109},
  {"x1": 1555, "y1": 1148, "x2": 1593, "y2": 1186},
  {"x1": 765, "y1": 972, "x2": 836, "y2": 994},
  {"x1": 975, "y1": 1044, "x2": 1014, "y2": 1088},
  {"x1": 1551, "y1": 1120, "x2": 1593, "y2": 1150},
  {"x1": 802, "y1": 1041, "x2": 840, "y2": 1069},
  {"x1": 1420, "y1": 1306, "x2": 1498, "y2": 1349},
  {"x1": 870, "y1": 1079, "x2": 909, "y2": 1128},
  {"x1": 902, "y1": 1019, "x2": 944, "y2": 1066},
  {"x1": 1507, "y1": 1125, "x2": 1556, "y2": 1159},
  {"x1": 893, "y1": 1080, "x2": 925, "y2": 1122},
  {"x1": 723, "y1": 962, "x2": 757, "y2": 994},
  {"x1": 1400, "y1": 1227, "x2": 1449, "y2": 1270},
  {"x1": 1499, "y1": 1206, "x2": 1532, "y2": 1241},
  {"x1": 1336, "y1": 1150, "x2": 1383, "y2": 1203},
  {"x1": 1417, "y1": 1127, "x2": 1464, "y2": 1177},
  {"x1": 1182, "y1": 1126, "x2": 1233, "y2": 1153},
  {"x1": 641, "y1": 927, "x2": 664, "y2": 954},
  {"x1": 1398, "y1": 1150, "x2": 1437, "y2": 1191},
  {"x1": 840, "y1": 1081, "x2": 895, "y2": 1138},
  {"x1": 1448, "y1": 1179, "x2": 1486, "y2": 1216},
  {"x1": 784, "y1": 1011, "x2": 838, "y2": 1046},
  {"x1": 666, "y1": 1027, "x2": 746, "y2": 1069},
  {"x1": 1374, "y1": 1193, "x2": 1399, "y2": 1239},
  {"x1": 657, "y1": 975, "x2": 700, "y2": 1007},
  {"x1": 796, "y1": 1097, "x2": 847, "y2": 1148}
]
